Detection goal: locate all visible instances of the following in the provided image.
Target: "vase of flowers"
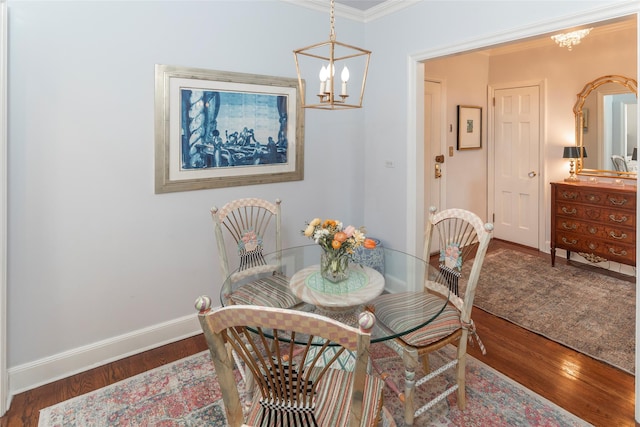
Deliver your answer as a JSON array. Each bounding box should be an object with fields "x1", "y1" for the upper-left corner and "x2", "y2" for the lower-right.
[
  {"x1": 303, "y1": 218, "x2": 376, "y2": 283},
  {"x1": 320, "y1": 249, "x2": 351, "y2": 282}
]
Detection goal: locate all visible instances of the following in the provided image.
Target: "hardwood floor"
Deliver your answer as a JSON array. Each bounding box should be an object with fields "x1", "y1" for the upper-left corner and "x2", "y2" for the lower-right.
[{"x1": 1, "y1": 240, "x2": 635, "y2": 426}]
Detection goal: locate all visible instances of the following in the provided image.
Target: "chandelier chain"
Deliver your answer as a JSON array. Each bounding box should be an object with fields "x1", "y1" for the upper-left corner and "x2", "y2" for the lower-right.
[{"x1": 329, "y1": 0, "x2": 336, "y2": 41}]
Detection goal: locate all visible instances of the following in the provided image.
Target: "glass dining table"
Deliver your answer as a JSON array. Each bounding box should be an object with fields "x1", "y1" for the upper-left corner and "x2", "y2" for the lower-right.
[{"x1": 219, "y1": 244, "x2": 451, "y2": 344}]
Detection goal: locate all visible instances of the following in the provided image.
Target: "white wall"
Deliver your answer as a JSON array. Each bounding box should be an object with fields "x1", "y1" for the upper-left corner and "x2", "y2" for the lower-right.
[
  {"x1": 425, "y1": 53, "x2": 491, "y2": 216},
  {"x1": 5, "y1": 0, "x2": 637, "y2": 399},
  {"x1": 7, "y1": 0, "x2": 367, "y2": 392}
]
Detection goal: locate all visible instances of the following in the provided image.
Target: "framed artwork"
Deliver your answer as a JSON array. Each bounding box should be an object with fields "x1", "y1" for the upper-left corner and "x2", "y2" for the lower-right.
[
  {"x1": 154, "y1": 64, "x2": 305, "y2": 193},
  {"x1": 457, "y1": 105, "x2": 482, "y2": 150}
]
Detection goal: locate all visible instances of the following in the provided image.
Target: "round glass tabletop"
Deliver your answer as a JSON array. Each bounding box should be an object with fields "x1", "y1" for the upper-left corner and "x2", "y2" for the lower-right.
[{"x1": 220, "y1": 244, "x2": 451, "y2": 344}]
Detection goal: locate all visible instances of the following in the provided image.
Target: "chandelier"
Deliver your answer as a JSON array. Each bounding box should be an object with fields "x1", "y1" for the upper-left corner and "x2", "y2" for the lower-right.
[
  {"x1": 550, "y1": 28, "x2": 593, "y2": 51},
  {"x1": 293, "y1": 0, "x2": 371, "y2": 110}
]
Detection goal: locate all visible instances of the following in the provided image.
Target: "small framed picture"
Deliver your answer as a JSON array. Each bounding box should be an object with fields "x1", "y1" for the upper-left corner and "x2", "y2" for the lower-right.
[{"x1": 457, "y1": 105, "x2": 482, "y2": 150}]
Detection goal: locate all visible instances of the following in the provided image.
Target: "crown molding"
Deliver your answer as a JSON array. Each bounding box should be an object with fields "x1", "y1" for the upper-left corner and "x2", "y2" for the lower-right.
[{"x1": 281, "y1": 0, "x2": 418, "y2": 22}]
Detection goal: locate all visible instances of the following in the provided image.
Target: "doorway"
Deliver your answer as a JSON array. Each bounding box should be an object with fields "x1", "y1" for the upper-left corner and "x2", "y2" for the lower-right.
[{"x1": 407, "y1": 5, "x2": 639, "y2": 423}]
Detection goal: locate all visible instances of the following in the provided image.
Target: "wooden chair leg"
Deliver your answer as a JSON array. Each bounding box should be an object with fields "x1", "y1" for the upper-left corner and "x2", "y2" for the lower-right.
[
  {"x1": 402, "y1": 347, "x2": 420, "y2": 426},
  {"x1": 421, "y1": 354, "x2": 430, "y2": 374},
  {"x1": 456, "y1": 337, "x2": 468, "y2": 410}
]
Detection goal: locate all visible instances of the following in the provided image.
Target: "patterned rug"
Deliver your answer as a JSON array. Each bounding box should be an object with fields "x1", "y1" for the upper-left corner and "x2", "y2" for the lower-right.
[
  {"x1": 38, "y1": 344, "x2": 590, "y2": 426},
  {"x1": 473, "y1": 248, "x2": 635, "y2": 374}
]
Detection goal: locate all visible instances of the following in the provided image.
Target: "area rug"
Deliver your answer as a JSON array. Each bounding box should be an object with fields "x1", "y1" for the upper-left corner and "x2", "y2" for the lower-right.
[
  {"x1": 473, "y1": 247, "x2": 635, "y2": 374},
  {"x1": 38, "y1": 344, "x2": 590, "y2": 426}
]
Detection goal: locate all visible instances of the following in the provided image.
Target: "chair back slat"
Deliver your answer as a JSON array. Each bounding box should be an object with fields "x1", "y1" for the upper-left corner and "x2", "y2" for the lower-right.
[
  {"x1": 196, "y1": 303, "x2": 380, "y2": 427},
  {"x1": 212, "y1": 198, "x2": 282, "y2": 280},
  {"x1": 424, "y1": 207, "x2": 493, "y2": 318}
]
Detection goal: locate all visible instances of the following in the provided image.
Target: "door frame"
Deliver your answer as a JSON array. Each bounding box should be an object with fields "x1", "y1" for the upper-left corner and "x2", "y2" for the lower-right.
[
  {"x1": 0, "y1": 0, "x2": 7, "y2": 416},
  {"x1": 487, "y1": 80, "x2": 546, "y2": 251}
]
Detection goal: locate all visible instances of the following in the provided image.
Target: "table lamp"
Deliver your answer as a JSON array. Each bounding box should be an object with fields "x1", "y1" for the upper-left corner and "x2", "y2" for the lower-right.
[{"x1": 563, "y1": 146, "x2": 581, "y2": 182}]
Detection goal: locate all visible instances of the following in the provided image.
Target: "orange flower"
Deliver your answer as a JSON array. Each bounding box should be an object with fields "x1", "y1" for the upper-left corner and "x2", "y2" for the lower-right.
[
  {"x1": 363, "y1": 238, "x2": 377, "y2": 249},
  {"x1": 323, "y1": 219, "x2": 337, "y2": 229},
  {"x1": 331, "y1": 240, "x2": 342, "y2": 249},
  {"x1": 334, "y1": 231, "x2": 347, "y2": 243}
]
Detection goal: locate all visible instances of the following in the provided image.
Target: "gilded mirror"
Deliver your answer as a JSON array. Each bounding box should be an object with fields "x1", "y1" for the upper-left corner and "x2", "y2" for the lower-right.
[{"x1": 574, "y1": 75, "x2": 638, "y2": 179}]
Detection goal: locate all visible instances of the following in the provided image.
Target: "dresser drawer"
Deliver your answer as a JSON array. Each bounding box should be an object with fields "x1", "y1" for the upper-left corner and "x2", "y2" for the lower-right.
[
  {"x1": 555, "y1": 231, "x2": 636, "y2": 265},
  {"x1": 555, "y1": 218, "x2": 636, "y2": 245},
  {"x1": 554, "y1": 203, "x2": 636, "y2": 228},
  {"x1": 556, "y1": 187, "x2": 636, "y2": 210}
]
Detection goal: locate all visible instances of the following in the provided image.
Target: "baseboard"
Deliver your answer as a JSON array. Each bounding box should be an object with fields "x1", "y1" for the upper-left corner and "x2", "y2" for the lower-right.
[{"x1": 8, "y1": 313, "x2": 201, "y2": 396}]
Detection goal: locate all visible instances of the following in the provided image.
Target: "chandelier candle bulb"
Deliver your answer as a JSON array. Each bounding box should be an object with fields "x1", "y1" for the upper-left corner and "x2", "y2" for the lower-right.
[
  {"x1": 319, "y1": 66, "x2": 328, "y2": 94},
  {"x1": 341, "y1": 66, "x2": 349, "y2": 96}
]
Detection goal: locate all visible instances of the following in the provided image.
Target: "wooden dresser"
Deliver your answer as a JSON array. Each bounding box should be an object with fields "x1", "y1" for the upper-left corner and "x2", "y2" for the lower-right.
[{"x1": 550, "y1": 181, "x2": 636, "y2": 267}]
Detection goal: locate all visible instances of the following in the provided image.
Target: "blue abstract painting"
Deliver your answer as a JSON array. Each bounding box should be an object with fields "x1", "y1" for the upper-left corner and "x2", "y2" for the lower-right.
[{"x1": 181, "y1": 89, "x2": 289, "y2": 170}]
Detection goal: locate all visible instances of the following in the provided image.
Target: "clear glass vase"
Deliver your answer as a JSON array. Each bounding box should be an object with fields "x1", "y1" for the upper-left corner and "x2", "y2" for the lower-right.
[{"x1": 320, "y1": 250, "x2": 350, "y2": 283}]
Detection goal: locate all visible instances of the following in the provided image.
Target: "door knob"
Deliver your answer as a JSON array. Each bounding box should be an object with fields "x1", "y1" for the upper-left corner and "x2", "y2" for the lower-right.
[
  {"x1": 435, "y1": 164, "x2": 442, "y2": 179},
  {"x1": 528, "y1": 171, "x2": 537, "y2": 178}
]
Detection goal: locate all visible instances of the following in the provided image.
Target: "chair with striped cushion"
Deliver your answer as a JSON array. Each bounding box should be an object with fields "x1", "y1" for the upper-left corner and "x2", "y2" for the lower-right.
[
  {"x1": 371, "y1": 207, "x2": 493, "y2": 426},
  {"x1": 211, "y1": 198, "x2": 301, "y2": 309},
  {"x1": 195, "y1": 297, "x2": 386, "y2": 427}
]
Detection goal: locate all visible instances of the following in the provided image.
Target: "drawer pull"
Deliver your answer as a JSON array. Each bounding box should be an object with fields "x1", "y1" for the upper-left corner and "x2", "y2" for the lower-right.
[
  {"x1": 561, "y1": 222, "x2": 577, "y2": 230},
  {"x1": 609, "y1": 231, "x2": 628, "y2": 240},
  {"x1": 561, "y1": 237, "x2": 578, "y2": 245},
  {"x1": 562, "y1": 207, "x2": 577, "y2": 215},
  {"x1": 588, "y1": 227, "x2": 597, "y2": 234},
  {"x1": 609, "y1": 248, "x2": 628, "y2": 257},
  {"x1": 609, "y1": 197, "x2": 628, "y2": 206},
  {"x1": 608, "y1": 214, "x2": 628, "y2": 223},
  {"x1": 561, "y1": 191, "x2": 578, "y2": 200},
  {"x1": 586, "y1": 194, "x2": 601, "y2": 202}
]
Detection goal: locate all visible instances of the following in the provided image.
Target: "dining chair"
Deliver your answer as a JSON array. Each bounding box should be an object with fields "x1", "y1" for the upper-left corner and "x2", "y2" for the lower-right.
[
  {"x1": 370, "y1": 206, "x2": 493, "y2": 426},
  {"x1": 211, "y1": 198, "x2": 300, "y2": 308},
  {"x1": 611, "y1": 155, "x2": 629, "y2": 173},
  {"x1": 195, "y1": 296, "x2": 386, "y2": 427}
]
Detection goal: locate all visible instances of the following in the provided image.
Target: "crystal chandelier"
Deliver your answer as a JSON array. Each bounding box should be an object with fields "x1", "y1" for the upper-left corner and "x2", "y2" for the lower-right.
[
  {"x1": 293, "y1": 0, "x2": 371, "y2": 110},
  {"x1": 551, "y1": 28, "x2": 593, "y2": 51}
]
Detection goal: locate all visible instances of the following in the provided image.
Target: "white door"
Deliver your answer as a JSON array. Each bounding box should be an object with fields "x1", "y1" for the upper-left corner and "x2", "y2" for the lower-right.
[
  {"x1": 424, "y1": 80, "x2": 445, "y2": 253},
  {"x1": 493, "y1": 85, "x2": 540, "y2": 247},
  {"x1": 425, "y1": 80, "x2": 444, "y2": 214}
]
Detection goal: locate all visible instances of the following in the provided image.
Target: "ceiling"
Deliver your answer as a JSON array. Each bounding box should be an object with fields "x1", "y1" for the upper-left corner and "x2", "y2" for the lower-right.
[{"x1": 335, "y1": 0, "x2": 387, "y2": 11}]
